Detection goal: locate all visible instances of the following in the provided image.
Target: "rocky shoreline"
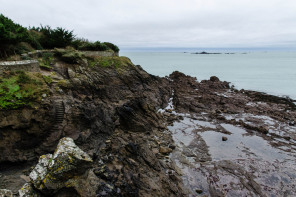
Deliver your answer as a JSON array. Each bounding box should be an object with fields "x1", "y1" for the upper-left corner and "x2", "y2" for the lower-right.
[{"x1": 0, "y1": 55, "x2": 295, "y2": 196}]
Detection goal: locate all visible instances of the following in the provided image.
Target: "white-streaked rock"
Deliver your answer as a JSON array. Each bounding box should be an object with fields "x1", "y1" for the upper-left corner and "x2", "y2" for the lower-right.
[
  {"x1": 0, "y1": 189, "x2": 13, "y2": 197},
  {"x1": 18, "y1": 183, "x2": 40, "y2": 197},
  {"x1": 29, "y1": 154, "x2": 52, "y2": 190},
  {"x1": 28, "y1": 137, "x2": 93, "y2": 192}
]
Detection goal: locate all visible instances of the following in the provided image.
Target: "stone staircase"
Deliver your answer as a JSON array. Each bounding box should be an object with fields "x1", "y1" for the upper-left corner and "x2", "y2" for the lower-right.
[
  {"x1": 42, "y1": 100, "x2": 65, "y2": 150},
  {"x1": 51, "y1": 101, "x2": 65, "y2": 132}
]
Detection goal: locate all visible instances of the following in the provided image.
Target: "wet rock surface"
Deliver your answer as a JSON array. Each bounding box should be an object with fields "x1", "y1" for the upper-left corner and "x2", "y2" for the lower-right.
[
  {"x1": 162, "y1": 71, "x2": 296, "y2": 196},
  {"x1": 1, "y1": 57, "x2": 296, "y2": 196}
]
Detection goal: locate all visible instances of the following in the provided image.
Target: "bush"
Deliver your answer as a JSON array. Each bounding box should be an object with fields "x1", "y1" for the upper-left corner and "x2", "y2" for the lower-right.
[
  {"x1": 103, "y1": 42, "x2": 119, "y2": 53},
  {"x1": 17, "y1": 71, "x2": 31, "y2": 83},
  {"x1": 37, "y1": 25, "x2": 74, "y2": 49},
  {"x1": 72, "y1": 38, "x2": 119, "y2": 52},
  {"x1": 0, "y1": 14, "x2": 29, "y2": 45},
  {"x1": 28, "y1": 30, "x2": 43, "y2": 50},
  {"x1": 0, "y1": 14, "x2": 33, "y2": 57},
  {"x1": 71, "y1": 38, "x2": 89, "y2": 49},
  {"x1": 39, "y1": 52, "x2": 54, "y2": 70},
  {"x1": 76, "y1": 40, "x2": 108, "y2": 51},
  {"x1": 0, "y1": 14, "x2": 119, "y2": 58}
]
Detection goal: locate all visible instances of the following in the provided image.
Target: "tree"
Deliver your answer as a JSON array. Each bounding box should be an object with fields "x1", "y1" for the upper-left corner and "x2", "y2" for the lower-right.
[{"x1": 38, "y1": 25, "x2": 75, "y2": 49}]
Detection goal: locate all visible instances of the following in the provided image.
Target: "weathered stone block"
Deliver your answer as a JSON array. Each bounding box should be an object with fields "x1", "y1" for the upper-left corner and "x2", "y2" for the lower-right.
[{"x1": 0, "y1": 60, "x2": 40, "y2": 72}]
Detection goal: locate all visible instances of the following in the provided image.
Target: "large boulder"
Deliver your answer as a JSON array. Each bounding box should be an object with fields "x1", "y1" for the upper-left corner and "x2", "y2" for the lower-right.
[
  {"x1": 19, "y1": 183, "x2": 41, "y2": 197},
  {"x1": 19, "y1": 137, "x2": 95, "y2": 196}
]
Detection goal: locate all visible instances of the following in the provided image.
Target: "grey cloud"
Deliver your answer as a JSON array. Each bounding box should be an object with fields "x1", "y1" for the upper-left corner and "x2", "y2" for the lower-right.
[{"x1": 0, "y1": 0, "x2": 296, "y2": 48}]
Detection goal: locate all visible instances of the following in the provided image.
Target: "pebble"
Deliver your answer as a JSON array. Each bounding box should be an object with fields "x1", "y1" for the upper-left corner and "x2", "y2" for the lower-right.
[
  {"x1": 168, "y1": 144, "x2": 176, "y2": 150},
  {"x1": 159, "y1": 146, "x2": 173, "y2": 154},
  {"x1": 222, "y1": 136, "x2": 228, "y2": 141}
]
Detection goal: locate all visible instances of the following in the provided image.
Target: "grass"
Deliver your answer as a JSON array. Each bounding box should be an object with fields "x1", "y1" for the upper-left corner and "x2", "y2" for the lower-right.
[
  {"x1": 39, "y1": 52, "x2": 54, "y2": 70},
  {"x1": 89, "y1": 56, "x2": 133, "y2": 69},
  {"x1": 0, "y1": 71, "x2": 48, "y2": 109},
  {"x1": 42, "y1": 75, "x2": 53, "y2": 85}
]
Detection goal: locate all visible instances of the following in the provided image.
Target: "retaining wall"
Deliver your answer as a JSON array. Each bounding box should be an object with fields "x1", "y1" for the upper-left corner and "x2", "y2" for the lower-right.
[
  {"x1": 81, "y1": 51, "x2": 118, "y2": 57},
  {"x1": 0, "y1": 60, "x2": 40, "y2": 72}
]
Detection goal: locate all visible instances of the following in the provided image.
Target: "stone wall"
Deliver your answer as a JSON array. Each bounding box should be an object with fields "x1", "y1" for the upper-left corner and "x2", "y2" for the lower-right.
[
  {"x1": 23, "y1": 50, "x2": 118, "y2": 59},
  {"x1": 0, "y1": 50, "x2": 119, "y2": 73},
  {"x1": 81, "y1": 50, "x2": 119, "y2": 57},
  {"x1": 0, "y1": 60, "x2": 40, "y2": 73}
]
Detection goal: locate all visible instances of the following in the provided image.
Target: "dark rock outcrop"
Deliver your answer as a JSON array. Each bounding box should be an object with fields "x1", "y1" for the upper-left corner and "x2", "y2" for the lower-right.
[
  {"x1": 0, "y1": 56, "x2": 182, "y2": 196},
  {"x1": 1, "y1": 54, "x2": 296, "y2": 196},
  {"x1": 19, "y1": 137, "x2": 96, "y2": 197}
]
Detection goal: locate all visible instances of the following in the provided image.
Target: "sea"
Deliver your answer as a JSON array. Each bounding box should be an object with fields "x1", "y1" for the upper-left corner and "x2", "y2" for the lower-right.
[{"x1": 121, "y1": 48, "x2": 296, "y2": 100}]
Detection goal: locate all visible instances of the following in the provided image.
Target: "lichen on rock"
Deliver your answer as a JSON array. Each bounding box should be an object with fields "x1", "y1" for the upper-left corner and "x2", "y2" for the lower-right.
[
  {"x1": 19, "y1": 183, "x2": 41, "y2": 197},
  {"x1": 22, "y1": 137, "x2": 94, "y2": 196},
  {"x1": 29, "y1": 154, "x2": 53, "y2": 190},
  {"x1": 0, "y1": 189, "x2": 13, "y2": 197}
]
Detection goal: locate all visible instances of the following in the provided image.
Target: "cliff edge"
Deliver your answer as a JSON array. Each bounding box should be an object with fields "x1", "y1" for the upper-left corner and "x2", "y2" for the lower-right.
[{"x1": 0, "y1": 50, "x2": 296, "y2": 196}]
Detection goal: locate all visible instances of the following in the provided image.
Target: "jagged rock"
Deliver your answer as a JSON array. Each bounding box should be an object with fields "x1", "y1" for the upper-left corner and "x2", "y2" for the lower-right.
[
  {"x1": 3, "y1": 51, "x2": 295, "y2": 196},
  {"x1": 27, "y1": 137, "x2": 93, "y2": 195},
  {"x1": 0, "y1": 189, "x2": 13, "y2": 197},
  {"x1": 19, "y1": 183, "x2": 41, "y2": 197},
  {"x1": 210, "y1": 76, "x2": 220, "y2": 82},
  {"x1": 29, "y1": 153, "x2": 53, "y2": 190},
  {"x1": 222, "y1": 136, "x2": 228, "y2": 141},
  {"x1": 67, "y1": 68, "x2": 76, "y2": 78},
  {"x1": 159, "y1": 146, "x2": 173, "y2": 154},
  {"x1": 195, "y1": 188, "x2": 203, "y2": 194},
  {"x1": 117, "y1": 99, "x2": 161, "y2": 132}
]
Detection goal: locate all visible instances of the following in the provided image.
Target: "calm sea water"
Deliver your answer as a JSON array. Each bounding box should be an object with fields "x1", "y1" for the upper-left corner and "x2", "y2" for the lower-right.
[{"x1": 121, "y1": 50, "x2": 296, "y2": 99}]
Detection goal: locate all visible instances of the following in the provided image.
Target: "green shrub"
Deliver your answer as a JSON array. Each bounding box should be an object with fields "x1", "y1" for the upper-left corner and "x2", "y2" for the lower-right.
[
  {"x1": 28, "y1": 30, "x2": 43, "y2": 50},
  {"x1": 72, "y1": 39, "x2": 119, "y2": 52},
  {"x1": 17, "y1": 71, "x2": 31, "y2": 83},
  {"x1": 0, "y1": 14, "x2": 34, "y2": 57},
  {"x1": 42, "y1": 75, "x2": 53, "y2": 85},
  {"x1": 77, "y1": 41, "x2": 108, "y2": 51},
  {"x1": 39, "y1": 52, "x2": 54, "y2": 70},
  {"x1": 71, "y1": 38, "x2": 89, "y2": 49},
  {"x1": 103, "y1": 42, "x2": 119, "y2": 53},
  {"x1": 0, "y1": 14, "x2": 29, "y2": 45},
  {"x1": 0, "y1": 14, "x2": 119, "y2": 59},
  {"x1": 36, "y1": 25, "x2": 74, "y2": 49}
]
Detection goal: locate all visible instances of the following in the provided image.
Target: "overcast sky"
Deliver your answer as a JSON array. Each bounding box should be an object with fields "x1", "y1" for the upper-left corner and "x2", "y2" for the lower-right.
[{"x1": 1, "y1": 0, "x2": 296, "y2": 49}]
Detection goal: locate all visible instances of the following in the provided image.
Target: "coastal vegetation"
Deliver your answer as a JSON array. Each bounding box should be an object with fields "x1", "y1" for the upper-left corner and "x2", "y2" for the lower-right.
[
  {"x1": 0, "y1": 71, "x2": 48, "y2": 109},
  {"x1": 39, "y1": 52, "x2": 54, "y2": 70},
  {"x1": 0, "y1": 14, "x2": 119, "y2": 59},
  {"x1": 89, "y1": 56, "x2": 133, "y2": 69},
  {"x1": 0, "y1": 13, "x2": 122, "y2": 110}
]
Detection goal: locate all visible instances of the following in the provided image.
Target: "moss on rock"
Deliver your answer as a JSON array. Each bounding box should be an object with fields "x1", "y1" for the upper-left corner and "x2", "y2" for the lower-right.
[
  {"x1": 89, "y1": 56, "x2": 133, "y2": 69},
  {"x1": 0, "y1": 71, "x2": 48, "y2": 109},
  {"x1": 54, "y1": 47, "x2": 84, "y2": 64}
]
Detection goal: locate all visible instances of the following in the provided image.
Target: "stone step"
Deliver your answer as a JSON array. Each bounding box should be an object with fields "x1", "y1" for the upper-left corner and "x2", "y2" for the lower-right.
[{"x1": 50, "y1": 101, "x2": 65, "y2": 133}]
